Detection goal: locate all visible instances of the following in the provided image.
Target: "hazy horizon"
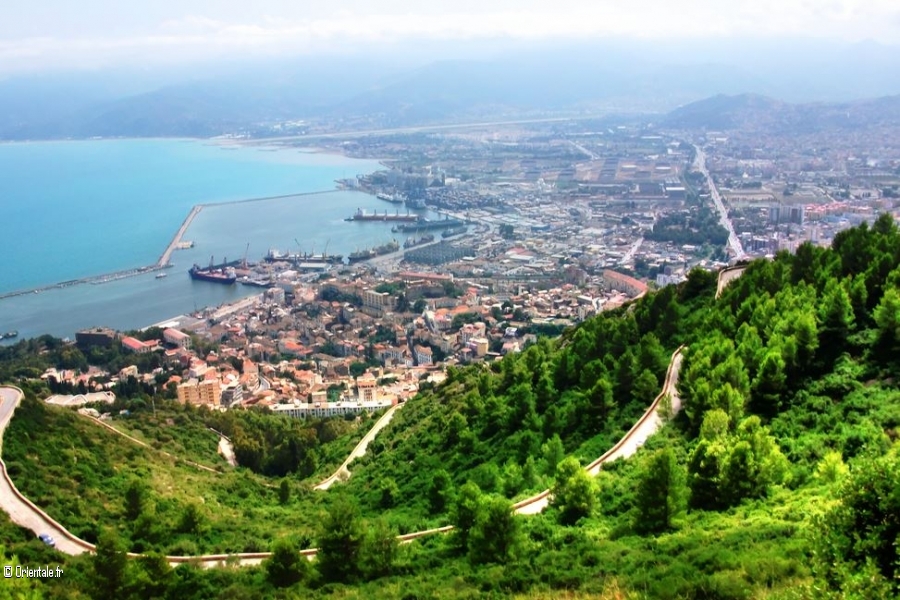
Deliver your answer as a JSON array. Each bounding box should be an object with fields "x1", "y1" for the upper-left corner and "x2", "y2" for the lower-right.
[
  {"x1": 3, "y1": 2, "x2": 900, "y2": 140},
  {"x1": 2, "y1": 1, "x2": 899, "y2": 76}
]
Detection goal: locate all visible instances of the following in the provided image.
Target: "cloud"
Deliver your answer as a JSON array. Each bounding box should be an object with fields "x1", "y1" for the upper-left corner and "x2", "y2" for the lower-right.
[{"x1": 0, "y1": 2, "x2": 898, "y2": 73}]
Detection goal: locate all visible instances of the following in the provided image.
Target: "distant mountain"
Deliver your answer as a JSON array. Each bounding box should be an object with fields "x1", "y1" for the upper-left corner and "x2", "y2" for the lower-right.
[
  {"x1": 663, "y1": 93, "x2": 900, "y2": 132},
  {"x1": 3, "y1": 38, "x2": 900, "y2": 140}
]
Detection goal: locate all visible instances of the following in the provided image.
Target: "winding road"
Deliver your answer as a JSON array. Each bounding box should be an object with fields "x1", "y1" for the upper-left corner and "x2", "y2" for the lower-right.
[
  {"x1": 314, "y1": 404, "x2": 402, "y2": 490},
  {"x1": 514, "y1": 347, "x2": 683, "y2": 515},
  {"x1": 0, "y1": 333, "x2": 699, "y2": 567},
  {"x1": 716, "y1": 265, "x2": 749, "y2": 299}
]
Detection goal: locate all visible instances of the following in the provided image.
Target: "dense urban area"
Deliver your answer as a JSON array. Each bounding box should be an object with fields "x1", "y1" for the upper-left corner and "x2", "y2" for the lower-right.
[
  {"x1": 3, "y1": 94, "x2": 900, "y2": 599},
  {"x1": 50, "y1": 106, "x2": 899, "y2": 419}
]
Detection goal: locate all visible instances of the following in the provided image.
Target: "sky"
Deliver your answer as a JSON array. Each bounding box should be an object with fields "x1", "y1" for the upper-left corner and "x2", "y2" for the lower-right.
[{"x1": 2, "y1": 1, "x2": 899, "y2": 74}]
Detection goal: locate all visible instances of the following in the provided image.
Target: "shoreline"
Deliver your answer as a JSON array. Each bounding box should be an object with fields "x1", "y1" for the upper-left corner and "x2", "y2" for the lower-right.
[{"x1": 0, "y1": 188, "x2": 350, "y2": 302}]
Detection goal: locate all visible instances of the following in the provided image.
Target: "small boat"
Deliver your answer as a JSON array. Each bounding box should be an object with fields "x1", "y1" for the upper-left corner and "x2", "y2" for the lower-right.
[{"x1": 155, "y1": 273, "x2": 168, "y2": 279}]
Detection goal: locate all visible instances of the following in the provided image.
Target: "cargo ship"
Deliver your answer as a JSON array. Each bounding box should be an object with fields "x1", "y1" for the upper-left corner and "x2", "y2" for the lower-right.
[
  {"x1": 376, "y1": 192, "x2": 403, "y2": 203},
  {"x1": 348, "y1": 240, "x2": 400, "y2": 263},
  {"x1": 442, "y1": 226, "x2": 468, "y2": 238},
  {"x1": 189, "y1": 257, "x2": 237, "y2": 284}
]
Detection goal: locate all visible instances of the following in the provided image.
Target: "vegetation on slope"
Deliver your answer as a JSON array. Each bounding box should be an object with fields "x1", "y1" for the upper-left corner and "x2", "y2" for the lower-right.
[
  {"x1": 2, "y1": 393, "x2": 372, "y2": 555},
  {"x1": 5, "y1": 217, "x2": 900, "y2": 598}
]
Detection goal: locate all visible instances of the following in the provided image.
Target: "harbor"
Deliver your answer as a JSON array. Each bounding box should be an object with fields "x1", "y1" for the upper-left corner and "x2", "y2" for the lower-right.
[{"x1": 0, "y1": 190, "x2": 345, "y2": 303}]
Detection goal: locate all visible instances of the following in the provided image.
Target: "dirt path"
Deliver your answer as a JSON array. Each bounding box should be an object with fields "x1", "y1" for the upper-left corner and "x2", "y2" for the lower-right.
[{"x1": 85, "y1": 416, "x2": 221, "y2": 474}]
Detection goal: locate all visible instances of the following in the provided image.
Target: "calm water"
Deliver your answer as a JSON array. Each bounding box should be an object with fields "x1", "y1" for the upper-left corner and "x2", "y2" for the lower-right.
[{"x1": 0, "y1": 139, "x2": 423, "y2": 340}]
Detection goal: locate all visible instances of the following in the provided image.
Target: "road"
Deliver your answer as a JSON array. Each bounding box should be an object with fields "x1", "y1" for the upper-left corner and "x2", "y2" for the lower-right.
[
  {"x1": 314, "y1": 404, "x2": 401, "y2": 490},
  {"x1": 0, "y1": 387, "x2": 91, "y2": 555},
  {"x1": 87, "y1": 416, "x2": 220, "y2": 474},
  {"x1": 568, "y1": 140, "x2": 597, "y2": 161},
  {"x1": 0, "y1": 343, "x2": 685, "y2": 567},
  {"x1": 513, "y1": 347, "x2": 684, "y2": 515},
  {"x1": 693, "y1": 145, "x2": 746, "y2": 260},
  {"x1": 716, "y1": 265, "x2": 748, "y2": 299},
  {"x1": 620, "y1": 237, "x2": 644, "y2": 267},
  {"x1": 217, "y1": 436, "x2": 237, "y2": 468}
]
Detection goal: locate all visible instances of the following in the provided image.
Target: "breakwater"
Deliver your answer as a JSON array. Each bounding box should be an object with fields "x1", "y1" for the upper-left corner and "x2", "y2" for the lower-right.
[
  {"x1": 157, "y1": 205, "x2": 203, "y2": 267},
  {"x1": 0, "y1": 189, "x2": 339, "y2": 302},
  {"x1": 0, "y1": 265, "x2": 170, "y2": 301}
]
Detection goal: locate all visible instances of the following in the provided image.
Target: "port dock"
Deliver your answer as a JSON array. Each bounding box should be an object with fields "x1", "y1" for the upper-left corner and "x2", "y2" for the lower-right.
[
  {"x1": 0, "y1": 188, "x2": 340, "y2": 302},
  {"x1": 345, "y1": 208, "x2": 421, "y2": 223}
]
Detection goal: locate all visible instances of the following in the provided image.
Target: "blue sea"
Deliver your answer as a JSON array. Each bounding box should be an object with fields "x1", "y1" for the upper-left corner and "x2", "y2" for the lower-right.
[{"x1": 0, "y1": 139, "x2": 420, "y2": 340}]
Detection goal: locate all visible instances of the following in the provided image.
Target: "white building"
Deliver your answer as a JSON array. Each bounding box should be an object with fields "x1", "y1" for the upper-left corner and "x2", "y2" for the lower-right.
[{"x1": 270, "y1": 398, "x2": 393, "y2": 420}]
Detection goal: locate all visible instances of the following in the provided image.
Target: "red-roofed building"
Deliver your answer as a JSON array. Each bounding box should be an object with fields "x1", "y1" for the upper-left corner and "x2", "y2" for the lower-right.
[
  {"x1": 121, "y1": 336, "x2": 153, "y2": 354},
  {"x1": 163, "y1": 328, "x2": 192, "y2": 349}
]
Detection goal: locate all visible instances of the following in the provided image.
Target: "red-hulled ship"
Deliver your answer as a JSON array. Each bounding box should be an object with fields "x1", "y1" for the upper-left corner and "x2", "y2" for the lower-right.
[{"x1": 189, "y1": 257, "x2": 237, "y2": 284}]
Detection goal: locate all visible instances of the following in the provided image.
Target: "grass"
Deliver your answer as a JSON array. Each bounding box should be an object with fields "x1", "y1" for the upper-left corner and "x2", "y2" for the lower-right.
[{"x1": 1, "y1": 396, "x2": 377, "y2": 555}]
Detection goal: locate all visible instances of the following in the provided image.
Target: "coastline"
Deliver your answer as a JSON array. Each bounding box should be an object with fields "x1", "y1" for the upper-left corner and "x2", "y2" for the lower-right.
[
  {"x1": 0, "y1": 134, "x2": 392, "y2": 171},
  {"x1": 0, "y1": 137, "x2": 386, "y2": 299}
]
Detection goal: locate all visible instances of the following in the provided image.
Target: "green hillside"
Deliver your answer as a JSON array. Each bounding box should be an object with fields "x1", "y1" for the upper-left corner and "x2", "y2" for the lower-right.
[
  {"x1": 2, "y1": 399, "x2": 375, "y2": 555},
  {"x1": 4, "y1": 216, "x2": 900, "y2": 598}
]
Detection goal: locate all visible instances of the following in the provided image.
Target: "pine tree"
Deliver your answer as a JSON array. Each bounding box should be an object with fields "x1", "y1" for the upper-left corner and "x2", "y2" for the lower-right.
[
  {"x1": 551, "y1": 456, "x2": 596, "y2": 525},
  {"x1": 265, "y1": 539, "x2": 308, "y2": 588},
  {"x1": 317, "y1": 497, "x2": 364, "y2": 583},
  {"x1": 634, "y1": 448, "x2": 686, "y2": 533}
]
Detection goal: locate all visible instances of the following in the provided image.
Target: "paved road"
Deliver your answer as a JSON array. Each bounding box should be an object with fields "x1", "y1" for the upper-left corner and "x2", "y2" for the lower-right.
[
  {"x1": 694, "y1": 145, "x2": 746, "y2": 260},
  {"x1": 716, "y1": 266, "x2": 748, "y2": 298},
  {"x1": 568, "y1": 140, "x2": 597, "y2": 161},
  {"x1": 0, "y1": 387, "x2": 90, "y2": 555},
  {"x1": 314, "y1": 404, "x2": 401, "y2": 490},
  {"x1": 514, "y1": 347, "x2": 684, "y2": 515},
  {"x1": 620, "y1": 237, "x2": 644, "y2": 267},
  {"x1": 218, "y1": 437, "x2": 237, "y2": 467}
]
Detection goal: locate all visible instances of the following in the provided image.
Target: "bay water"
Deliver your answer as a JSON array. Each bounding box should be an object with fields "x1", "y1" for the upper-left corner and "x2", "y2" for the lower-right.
[{"x1": 0, "y1": 139, "x2": 422, "y2": 340}]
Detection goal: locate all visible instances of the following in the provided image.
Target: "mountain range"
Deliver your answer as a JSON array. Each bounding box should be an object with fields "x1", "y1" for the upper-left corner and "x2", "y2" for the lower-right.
[
  {"x1": 2, "y1": 39, "x2": 900, "y2": 139},
  {"x1": 662, "y1": 93, "x2": 900, "y2": 133}
]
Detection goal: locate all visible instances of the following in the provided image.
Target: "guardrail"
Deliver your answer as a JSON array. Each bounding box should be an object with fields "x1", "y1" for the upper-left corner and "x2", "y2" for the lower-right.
[{"x1": 716, "y1": 264, "x2": 750, "y2": 299}]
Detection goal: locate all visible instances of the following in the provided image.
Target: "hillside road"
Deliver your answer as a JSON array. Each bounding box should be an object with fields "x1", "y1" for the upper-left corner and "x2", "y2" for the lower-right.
[{"x1": 0, "y1": 387, "x2": 90, "y2": 555}]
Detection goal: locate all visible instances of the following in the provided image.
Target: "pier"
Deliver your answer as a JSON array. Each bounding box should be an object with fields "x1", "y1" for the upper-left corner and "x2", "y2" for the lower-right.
[
  {"x1": 346, "y1": 208, "x2": 421, "y2": 223},
  {"x1": 0, "y1": 188, "x2": 341, "y2": 303},
  {"x1": 0, "y1": 265, "x2": 169, "y2": 301},
  {"x1": 157, "y1": 205, "x2": 203, "y2": 267}
]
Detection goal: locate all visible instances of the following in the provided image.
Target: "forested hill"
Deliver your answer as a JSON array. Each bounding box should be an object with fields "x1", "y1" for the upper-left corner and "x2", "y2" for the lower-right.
[
  {"x1": 5, "y1": 216, "x2": 900, "y2": 598},
  {"x1": 321, "y1": 213, "x2": 900, "y2": 597}
]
